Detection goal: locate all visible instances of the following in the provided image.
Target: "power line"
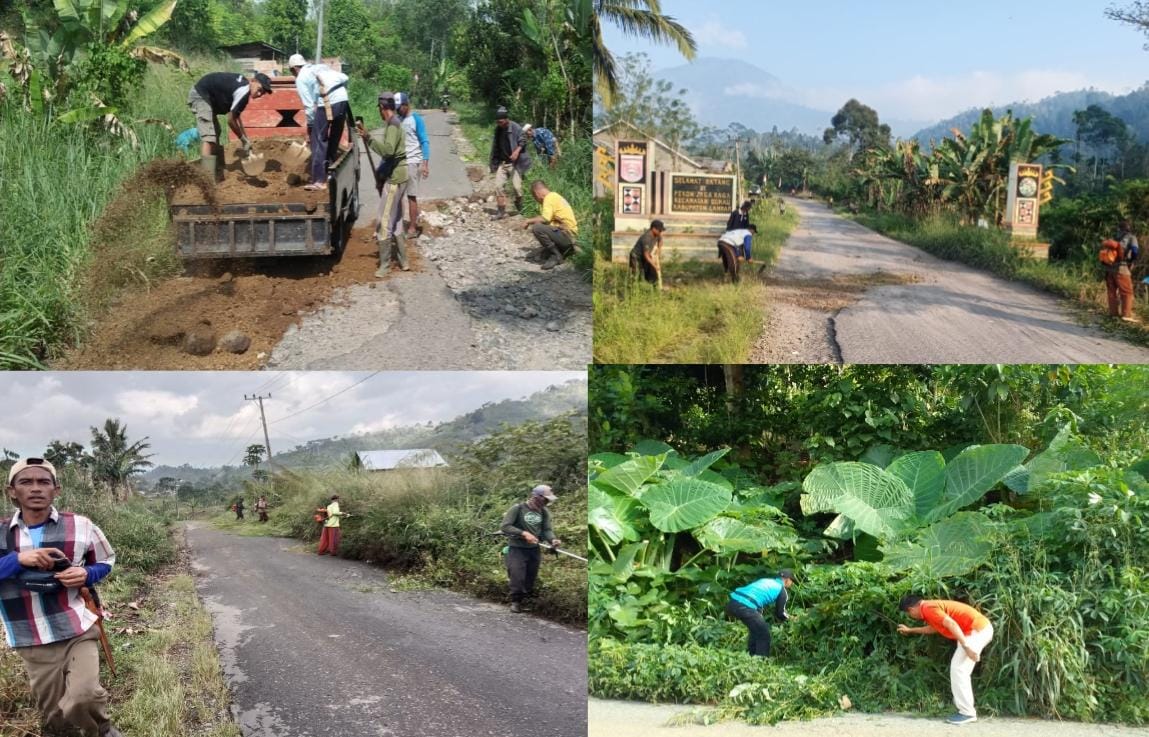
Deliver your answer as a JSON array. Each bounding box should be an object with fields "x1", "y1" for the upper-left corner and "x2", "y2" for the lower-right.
[{"x1": 269, "y1": 372, "x2": 379, "y2": 425}]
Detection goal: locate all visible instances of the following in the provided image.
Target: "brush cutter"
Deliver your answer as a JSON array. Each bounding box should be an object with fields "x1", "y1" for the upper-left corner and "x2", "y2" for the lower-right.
[{"x1": 489, "y1": 532, "x2": 587, "y2": 562}]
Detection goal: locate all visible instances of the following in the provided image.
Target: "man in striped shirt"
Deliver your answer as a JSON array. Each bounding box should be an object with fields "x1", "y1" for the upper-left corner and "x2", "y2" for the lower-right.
[
  {"x1": 898, "y1": 594, "x2": 995, "y2": 726},
  {"x1": 0, "y1": 458, "x2": 120, "y2": 737}
]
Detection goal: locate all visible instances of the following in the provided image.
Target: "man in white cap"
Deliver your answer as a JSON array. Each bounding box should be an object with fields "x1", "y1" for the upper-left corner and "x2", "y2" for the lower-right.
[
  {"x1": 395, "y1": 92, "x2": 430, "y2": 239},
  {"x1": 288, "y1": 53, "x2": 351, "y2": 191},
  {"x1": 523, "y1": 124, "x2": 560, "y2": 168},
  {"x1": 0, "y1": 458, "x2": 121, "y2": 737},
  {"x1": 499, "y1": 484, "x2": 561, "y2": 613}
]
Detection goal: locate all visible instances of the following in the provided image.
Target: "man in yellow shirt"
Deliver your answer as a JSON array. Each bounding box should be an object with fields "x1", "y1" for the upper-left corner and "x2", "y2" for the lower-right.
[
  {"x1": 316, "y1": 494, "x2": 344, "y2": 556},
  {"x1": 522, "y1": 180, "x2": 578, "y2": 270}
]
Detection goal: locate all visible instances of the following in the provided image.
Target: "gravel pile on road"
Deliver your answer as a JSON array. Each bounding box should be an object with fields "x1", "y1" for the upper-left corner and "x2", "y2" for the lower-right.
[{"x1": 418, "y1": 197, "x2": 591, "y2": 369}]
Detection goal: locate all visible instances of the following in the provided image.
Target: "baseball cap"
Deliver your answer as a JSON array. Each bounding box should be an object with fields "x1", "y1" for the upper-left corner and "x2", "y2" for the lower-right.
[
  {"x1": 778, "y1": 568, "x2": 795, "y2": 582},
  {"x1": 7, "y1": 458, "x2": 58, "y2": 485},
  {"x1": 394, "y1": 92, "x2": 410, "y2": 107},
  {"x1": 377, "y1": 90, "x2": 396, "y2": 107},
  {"x1": 522, "y1": 123, "x2": 533, "y2": 133},
  {"x1": 253, "y1": 72, "x2": 273, "y2": 93},
  {"x1": 531, "y1": 484, "x2": 557, "y2": 501},
  {"x1": 495, "y1": 106, "x2": 509, "y2": 120},
  {"x1": 288, "y1": 53, "x2": 307, "y2": 68}
]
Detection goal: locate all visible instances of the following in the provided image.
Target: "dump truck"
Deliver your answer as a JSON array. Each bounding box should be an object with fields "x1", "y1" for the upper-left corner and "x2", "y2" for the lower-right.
[{"x1": 170, "y1": 77, "x2": 362, "y2": 260}]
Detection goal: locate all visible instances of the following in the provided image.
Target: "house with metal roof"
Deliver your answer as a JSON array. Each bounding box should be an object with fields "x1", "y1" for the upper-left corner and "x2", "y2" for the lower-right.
[{"x1": 350, "y1": 449, "x2": 449, "y2": 472}]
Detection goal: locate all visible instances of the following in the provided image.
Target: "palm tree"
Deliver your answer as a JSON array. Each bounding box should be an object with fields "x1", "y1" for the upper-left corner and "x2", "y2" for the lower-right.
[
  {"x1": 594, "y1": 0, "x2": 696, "y2": 106},
  {"x1": 87, "y1": 419, "x2": 153, "y2": 500}
]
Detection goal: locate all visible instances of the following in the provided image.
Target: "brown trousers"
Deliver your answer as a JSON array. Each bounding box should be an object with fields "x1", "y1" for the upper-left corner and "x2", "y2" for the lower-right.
[
  {"x1": 16, "y1": 625, "x2": 110, "y2": 736},
  {"x1": 1105, "y1": 267, "x2": 1134, "y2": 318}
]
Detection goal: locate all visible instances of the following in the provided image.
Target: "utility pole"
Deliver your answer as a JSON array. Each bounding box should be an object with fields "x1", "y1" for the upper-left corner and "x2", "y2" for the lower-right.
[
  {"x1": 314, "y1": 0, "x2": 325, "y2": 63},
  {"x1": 245, "y1": 394, "x2": 274, "y2": 470}
]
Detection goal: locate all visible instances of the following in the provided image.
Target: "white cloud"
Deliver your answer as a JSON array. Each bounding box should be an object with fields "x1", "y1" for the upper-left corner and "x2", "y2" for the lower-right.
[
  {"x1": 799, "y1": 69, "x2": 1109, "y2": 124},
  {"x1": 116, "y1": 390, "x2": 199, "y2": 420},
  {"x1": 694, "y1": 20, "x2": 746, "y2": 50}
]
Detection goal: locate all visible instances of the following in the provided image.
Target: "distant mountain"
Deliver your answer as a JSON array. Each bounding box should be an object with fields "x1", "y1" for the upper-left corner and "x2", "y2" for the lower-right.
[
  {"x1": 654, "y1": 57, "x2": 928, "y2": 138},
  {"x1": 911, "y1": 85, "x2": 1149, "y2": 145},
  {"x1": 142, "y1": 380, "x2": 587, "y2": 486}
]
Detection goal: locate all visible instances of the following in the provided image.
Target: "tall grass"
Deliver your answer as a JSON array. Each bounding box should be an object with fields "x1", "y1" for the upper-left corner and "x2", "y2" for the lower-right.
[
  {"x1": 219, "y1": 465, "x2": 587, "y2": 625},
  {"x1": 592, "y1": 199, "x2": 799, "y2": 363},
  {"x1": 856, "y1": 212, "x2": 1149, "y2": 334},
  {"x1": 0, "y1": 58, "x2": 215, "y2": 367}
]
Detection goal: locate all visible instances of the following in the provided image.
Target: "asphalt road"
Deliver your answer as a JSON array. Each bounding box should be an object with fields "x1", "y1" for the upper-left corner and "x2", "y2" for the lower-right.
[
  {"x1": 185, "y1": 523, "x2": 587, "y2": 737},
  {"x1": 355, "y1": 108, "x2": 474, "y2": 210},
  {"x1": 760, "y1": 198, "x2": 1149, "y2": 363},
  {"x1": 588, "y1": 699, "x2": 1149, "y2": 737}
]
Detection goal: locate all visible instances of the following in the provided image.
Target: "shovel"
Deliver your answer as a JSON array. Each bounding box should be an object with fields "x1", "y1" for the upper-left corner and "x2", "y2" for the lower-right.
[
  {"x1": 285, "y1": 140, "x2": 311, "y2": 170},
  {"x1": 240, "y1": 147, "x2": 267, "y2": 177}
]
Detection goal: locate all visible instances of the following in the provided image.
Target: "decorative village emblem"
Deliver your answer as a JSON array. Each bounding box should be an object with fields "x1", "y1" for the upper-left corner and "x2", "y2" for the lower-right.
[{"x1": 618, "y1": 141, "x2": 647, "y2": 183}]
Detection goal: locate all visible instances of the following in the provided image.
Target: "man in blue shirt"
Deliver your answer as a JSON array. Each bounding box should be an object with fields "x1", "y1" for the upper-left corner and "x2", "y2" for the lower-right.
[
  {"x1": 726, "y1": 569, "x2": 793, "y2": 657},
  {"x1": 396, "y1": 93, "x2": 431, "y2": 238},
  {"x1": 523, "y1": 124, "x2": 560, "y2": 168}
]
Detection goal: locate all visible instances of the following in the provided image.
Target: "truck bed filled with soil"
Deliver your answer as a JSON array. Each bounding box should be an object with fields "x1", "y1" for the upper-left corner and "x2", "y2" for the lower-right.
[{"x1": 171, "y1": 138, "x2": 345, "y2": 207}]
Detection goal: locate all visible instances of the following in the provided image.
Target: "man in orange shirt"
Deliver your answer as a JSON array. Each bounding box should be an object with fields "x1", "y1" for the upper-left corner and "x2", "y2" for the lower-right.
[{"x1": 897, "y1": 594, "x2": 994, "y2": 725}]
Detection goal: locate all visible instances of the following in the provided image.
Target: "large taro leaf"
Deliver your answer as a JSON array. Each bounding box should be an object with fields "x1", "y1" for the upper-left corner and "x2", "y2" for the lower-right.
[
  {"x1": 823, "y1": 513, "x2": 856, "y2": 540},
  {"x1": 633, "y1": 439, "x2": 675, "y2": 456},
  {"x1": 595, "y1": 453, "x2": 665, "y2": 496},
  {"x1": 695, "y1": 517, "x2": 797, "y2": 554},
  {"x1": 881, "y1": 512, "x2": 995, "y2": 577},
  {"x1": 886, "y1": 451, "x2": 946, "y2": 521},
  {"x1": 588, "y1": 482, "x2": 643, "y2": 545},
  {"x1": 1002, "y1": 427, "x2": 1102, "y2": 495},
  {"x1": 639, "y1": 477, "x2": 732, "y2": 533},
  {"x1": 589, "y1": 452, "x2": 631, "y2": 471},
  {"x1": 610, "y1": 541, "x2": 649, "y2": 581},
  {"x1": 861, "y1": 444, "x2": 902, "y2": 468},
  {"x1": 682, "y1": 448, "x2": 730, "y2": 477},
  {"x1": 929, "y1": 444, "x2": 1029, "y2": 522},
  {"x1": 801, "y1": 462, "x2": 914, "y2": 539}
]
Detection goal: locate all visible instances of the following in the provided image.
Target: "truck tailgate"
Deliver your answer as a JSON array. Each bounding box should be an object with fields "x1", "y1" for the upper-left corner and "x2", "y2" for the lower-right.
[{"x1": 172, "y1": 202, "x2": 334, "y2": 259}]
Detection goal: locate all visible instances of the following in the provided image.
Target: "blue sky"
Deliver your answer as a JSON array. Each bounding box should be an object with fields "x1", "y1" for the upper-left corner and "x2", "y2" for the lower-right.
[{"x1": 603, "y1": 0, "x2": 1149, "y2": 122}]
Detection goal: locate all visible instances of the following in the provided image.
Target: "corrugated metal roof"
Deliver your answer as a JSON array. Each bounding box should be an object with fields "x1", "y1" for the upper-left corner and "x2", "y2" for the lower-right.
[{"x1": 355, "y1": 449, "x2": 448, "y2": 470}]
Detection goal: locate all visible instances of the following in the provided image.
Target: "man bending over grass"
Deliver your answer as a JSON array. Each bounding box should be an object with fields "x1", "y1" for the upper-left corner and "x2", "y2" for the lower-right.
[
  {"x1": 717, "y1": 224, "x2": 757, "y2": 284},
  {"x1": 0, "y1": 458, "x2": 121, "y2": 737},
  {"x1": 629, "y1": 220, "x2": 664, "y2": 288},
  {"x1": 725, "y1": 569, "x2": 793, "y2": 657},
  {"x1": 898, "y1": 594, "x2": 994, "y2": 726}
]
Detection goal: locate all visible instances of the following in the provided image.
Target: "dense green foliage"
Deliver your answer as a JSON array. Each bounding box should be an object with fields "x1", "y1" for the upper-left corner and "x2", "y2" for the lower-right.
[
  {"x1": 222, "y1": 415, "x2": 588, "y2": 625},
  {"x1": 588, "y1": 365, "x2": 1149, "y2": 724}
]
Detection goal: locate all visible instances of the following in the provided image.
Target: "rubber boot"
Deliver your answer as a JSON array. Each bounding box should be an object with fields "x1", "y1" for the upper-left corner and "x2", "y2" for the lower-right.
[
  {"x1": 201, "y1": 154, "x2": 218, "y2": 182},
  {"x1": 490, "y1": 206, "x2": 507, "y2": 221},
  {"x1": 394, "y1": 232, "x2": 410, "y2": 271},
  {"x1": 541, "y1": 244, "x2": 563, "y2": 270},
  {"x1": 374, "y1": 241, "x2": 388, "y2": 278}
]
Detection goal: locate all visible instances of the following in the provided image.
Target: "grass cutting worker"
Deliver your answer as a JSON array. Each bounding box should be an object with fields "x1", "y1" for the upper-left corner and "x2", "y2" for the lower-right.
[
  {"x1": 898, "y1": 594, "x2": 995, "y2": 726},
  {"x1": 357, "y1": 92, "x2": 410, "y2": 275},
  {"x1": 500, "y1": 485, "x2": 562, "y2": 614},
  {"x1": 0, "y1": 458, "x2": 121, "y2": 737},
  {"x1": 629, "y1": 220, "x2": 664, "y2": 287},
  {"x1": 186, "y1": 71, "x2": 273, "y2": 180},
  {"x1": 725, "y1": 569, "x2": 793, "y2": 657},
  {"x1": 521, "y1": 180, "x2": 579, "y2": 270},
  {"x1": 316, "y1": 494, "x2": 344, "y2": 556},
  {"x1": 717, "y1": 224, "x2": 757, "y2": 284}
]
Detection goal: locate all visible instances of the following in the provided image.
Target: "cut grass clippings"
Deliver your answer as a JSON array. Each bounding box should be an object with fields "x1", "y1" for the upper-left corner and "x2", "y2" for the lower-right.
[
  {"x1": 853, "y1": 211, "x2": 1149, "y2": 345},
  {"x1": 593, "y1": 200, "x2": 799, "y2": 363}
]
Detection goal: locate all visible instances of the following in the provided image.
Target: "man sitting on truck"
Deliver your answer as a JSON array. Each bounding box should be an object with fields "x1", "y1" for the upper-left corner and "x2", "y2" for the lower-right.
[
  {"x1": 186, "y1": 71, "x2": 273, "y2": 180},
  {"x1": 288, "y1": 54, "x2": 351, "y2": 192}
]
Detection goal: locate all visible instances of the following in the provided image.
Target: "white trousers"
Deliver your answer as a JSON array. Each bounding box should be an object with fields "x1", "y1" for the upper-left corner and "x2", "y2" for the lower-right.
[{"x1": 951, "y1": 623, "x2": 994, "y2": 717}]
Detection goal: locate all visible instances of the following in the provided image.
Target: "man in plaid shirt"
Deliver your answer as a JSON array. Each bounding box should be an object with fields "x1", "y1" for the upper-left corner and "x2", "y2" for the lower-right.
[
  {"x1": 0, "y1": 458, "x2": 121, "y2": 737},
  {"x1": 523, "y1": 124, "x2": 561, "y2": 168}
]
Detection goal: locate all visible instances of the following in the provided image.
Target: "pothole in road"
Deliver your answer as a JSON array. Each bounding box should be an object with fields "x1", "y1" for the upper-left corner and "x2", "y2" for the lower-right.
[{"x1": 765, "y1": 271, "x2": 922, "y2": 312}]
